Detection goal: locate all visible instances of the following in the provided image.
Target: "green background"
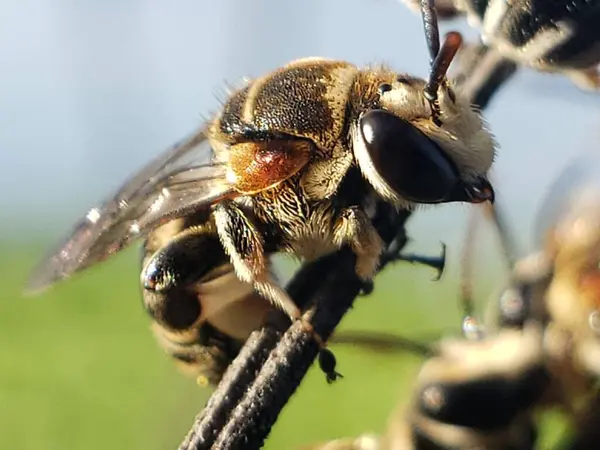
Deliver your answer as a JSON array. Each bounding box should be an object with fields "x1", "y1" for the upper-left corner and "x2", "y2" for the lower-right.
[{"x1": 1, "y1": 242, "x2": 566, "y2": 449}]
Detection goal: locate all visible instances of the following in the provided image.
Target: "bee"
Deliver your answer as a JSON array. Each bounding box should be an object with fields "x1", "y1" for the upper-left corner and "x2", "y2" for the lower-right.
[
  {"x1": 445, "y1": 152, "x2": 600, "y2": 439},
  {"x1": 390, "y1": 210, "x2": 557, "y2": 449},
  {"x1": 302, "y1": 150, "x2": 600, "y2": 449},
  {"x1": 400, "y1": 0, "x2": 600, "y2": 91},
  {"x1": 299, "y1": 294, "x2": 550, "y2": 449},
  {"x1": 299, "y1": 323, "x2": 551, "y2": 449},
  {"x1": 385, "y1": 326, "x2": 550, "y2": 449},
  {"x1": 456, "y1": 153, "x2": 600, "y2": 412},
  {"x1": 524, "y1": 154, "x2": 600, "y2": 405},
  {"x1": 298, "y1": 164, "x2": 586, "y2": 448},
  {"x1": 141, "y1": 202, "x2": 445, "y2": 386},
  {"x1": 298, "y1": 208, "x2": 547, "y2": 450},
  {"x1": 24, "y1": 1, "x2": 495, "y2": 376}
]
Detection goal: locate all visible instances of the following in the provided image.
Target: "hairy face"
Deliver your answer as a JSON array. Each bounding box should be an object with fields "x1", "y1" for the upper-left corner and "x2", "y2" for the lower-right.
[{"x1": 352, "y1": 74, "x2": 496, "y2": 208}]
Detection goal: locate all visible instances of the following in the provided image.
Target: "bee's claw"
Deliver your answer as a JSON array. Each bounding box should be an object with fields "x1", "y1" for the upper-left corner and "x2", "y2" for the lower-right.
[
  {"x1": 389, "y1": 241, "x2": 447, "y2": 281},
  {"x1": 299, "y1": 319, "x2": 343, "y2": 383},
  {"x1": 318, "y1": 347, "x2": 343, "y2": 384},
  {"x1": 326, "y1": 370, "x2": 344, "y2": 384},
  {"x1": 360, "y1": 280, "x2": 375, "y2": 296}
]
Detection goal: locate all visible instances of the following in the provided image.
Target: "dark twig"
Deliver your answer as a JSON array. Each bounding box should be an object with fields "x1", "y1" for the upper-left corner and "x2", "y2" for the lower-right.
[
  {"x1": 178, "y1": 326, "x2": 282, "y2": 449},
  {"x1": 210, "y1": 206, "x2": 413, "y2": 449},
  {"x1": 177, "y1": 33, "x2": 517, "y2": 450},
  {"x1": 211, "y1": 247, "x2": 366, "y2": 449}
]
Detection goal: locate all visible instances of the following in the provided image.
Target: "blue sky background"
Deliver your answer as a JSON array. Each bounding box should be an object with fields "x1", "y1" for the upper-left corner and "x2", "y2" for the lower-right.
[{"x1": 1, "y1": 0, "x2": 599, "y2": 258}]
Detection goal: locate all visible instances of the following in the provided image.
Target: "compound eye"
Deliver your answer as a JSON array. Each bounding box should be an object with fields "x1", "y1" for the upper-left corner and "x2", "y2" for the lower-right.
[{"x1": 359, "y1": 109, "x2": 459, "y2": 203}]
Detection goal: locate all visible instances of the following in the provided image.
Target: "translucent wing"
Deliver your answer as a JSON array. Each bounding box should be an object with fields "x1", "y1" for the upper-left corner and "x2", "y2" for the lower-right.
[
  {"x1": 26, "y1": 126, "x2": 235, "y2": 294},
  {"x1": 533, "y1": 150, "x2": 600, "y2": 249}
]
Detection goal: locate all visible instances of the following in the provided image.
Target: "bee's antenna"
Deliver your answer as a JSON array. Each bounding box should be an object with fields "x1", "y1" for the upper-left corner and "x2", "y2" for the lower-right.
[
  {"x1": 425, "y1": 32, "x2": 463, "y2": 101},
  {"x1": 419, "y1": 0, "x2": 441, "y2": 62},
  {"x1": 419, "y1": 1, "x2": 462, "y2": 124}
]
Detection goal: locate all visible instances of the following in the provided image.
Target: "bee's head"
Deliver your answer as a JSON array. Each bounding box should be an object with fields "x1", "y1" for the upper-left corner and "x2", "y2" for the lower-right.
[
  {"x1": 352, "y1": 29, "x2": 496, "y2": 208},
  {"x1": 352, "y1": 75, "x2": 496, "y2": 208}
]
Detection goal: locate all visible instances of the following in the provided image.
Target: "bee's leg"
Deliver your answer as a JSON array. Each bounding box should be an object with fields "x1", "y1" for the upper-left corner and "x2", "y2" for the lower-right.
[
  {"x1": 565, "y1": 66, "x2": 600, "y2": 92},
  {"x1": 333, "y1": 206, "x2": 384, "y2": 282},
  {"x1": 214, "y1": 200, "x2": 343, "y2": 383},
  {"x1": 383, "y1": 242, "x2": 447, "y2": 281},
  {"x1": 359, "y1": 228, "x2": 407, "y2": 296},
  {"x1": 318, "y1": 346, "x2": 344, "y2": 384},
  {"x1": 364, "y1": 219, "x2": 446, "y2": 282},
  {"x1": 300, "y1": 149, "x2": 353, "y2": 200},
  {"x1": 213, "y1": 200, "x2": 305, "y2": 322},
  {"x1": 332, "y1": 206, "x2": 385, "y2": 297},
  {"x1": 360, "y1": 279, "x2": 375, "y2": 296}
]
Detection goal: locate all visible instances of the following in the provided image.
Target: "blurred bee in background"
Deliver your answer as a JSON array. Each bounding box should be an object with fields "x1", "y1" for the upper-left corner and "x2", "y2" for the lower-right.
[
  {"x1": 463, "y1": 152, "x2": 600, "y2": 425},
  {"x1": 299, "y1": 205, "x2": 547, "y2": 450},
  {"x1": 300, "y1": 319, "x2": 551, "y2": 449},
  {"x1": 24, "y1": 0, "x2": 496, "y2": 384},
  {"x1": 299, "y1": 273, "x2": 547, "y2": 448},
  {"x1": 390, "y1": 153, "x2": 600, "y2": 448},
  {"x1": 302, "y1": 150, "x2": 600, "y2": 449},
  {"x1": 520, "y1": 154, "x2": 600, "y2": 419},
  {"x1": 400, "y1": 0, "x2": 600, "y2": 91},
  {"x1": 436, "y1": 152, "x2": 600, "y2": 446},
  {"x1": 382, "y1": 325, "x2": 549, "y2": 449}
]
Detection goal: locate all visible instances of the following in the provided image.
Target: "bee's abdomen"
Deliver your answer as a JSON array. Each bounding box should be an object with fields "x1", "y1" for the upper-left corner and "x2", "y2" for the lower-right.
[
  {"x1": 146, "y1": 267, "x2": 273, "y2": 385},
  {"x1": 151, "y1": 321, "x2": 241, "y2": 385},
  {"x1": 140, "y1": 219, "x2": 228, "y2": 330},
  {"x1": 139, "y1": 215, "x2": 276, "y2": 384},
  {"x1": 415, "y1": 367, "x2": 549, "y2": 431}
]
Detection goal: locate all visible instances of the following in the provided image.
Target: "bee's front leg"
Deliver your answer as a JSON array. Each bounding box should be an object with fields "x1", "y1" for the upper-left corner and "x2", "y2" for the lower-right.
[
  {"x1": 565, "y1": 66, "x2": 600, "y2": 92},
  {"x1": 300, "y1": 148, "x2": 353, "y2": 201},
  {"x1": 380, "y1": 232, "x2": 447, "y2": 281},
  {"x1": 213, "y1": 200, "x2": 309, "y2": 321},
  {"x1": 359, "y1": 222, "x2": 446, "y2": 289},
  {"x1": 333, "y1": 206, "x2": 384, "y2": 282},
  {"x1": 213, "y1": 199, "x2": 343, "y2": 383}
]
